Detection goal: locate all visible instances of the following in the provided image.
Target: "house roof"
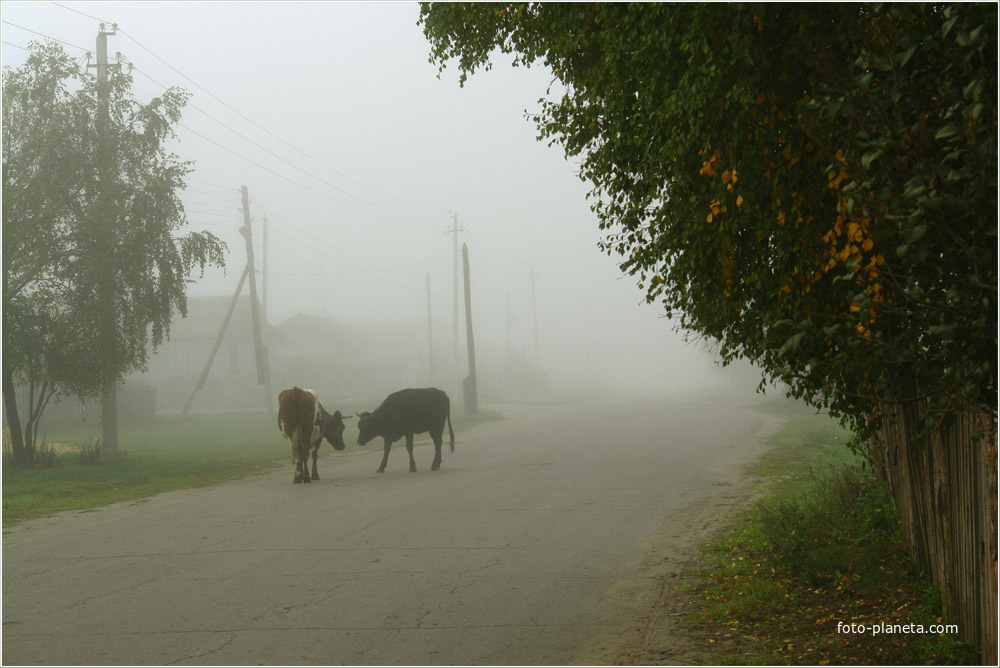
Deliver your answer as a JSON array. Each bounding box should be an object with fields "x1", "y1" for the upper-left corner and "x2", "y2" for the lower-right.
[
  {"x1": 274, "y1": 313, "x2": 367, "y2": 355},
  {"x1": 166, "y1": 294, "x2": 281, "y2": 342}
]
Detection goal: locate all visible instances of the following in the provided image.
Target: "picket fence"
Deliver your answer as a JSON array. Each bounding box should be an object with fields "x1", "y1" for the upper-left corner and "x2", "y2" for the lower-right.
[{"x1": 867, "y1": 401, "x2": 997, "y2": 664}]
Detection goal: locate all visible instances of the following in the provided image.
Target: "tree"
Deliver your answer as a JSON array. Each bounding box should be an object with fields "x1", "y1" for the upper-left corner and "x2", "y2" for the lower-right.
[
  {"x1": 2, "y1": 42, "x2": 226, "y2": 463},
  {"x1": 419, "y1": 3, "x2": 997, "y2": 441}
]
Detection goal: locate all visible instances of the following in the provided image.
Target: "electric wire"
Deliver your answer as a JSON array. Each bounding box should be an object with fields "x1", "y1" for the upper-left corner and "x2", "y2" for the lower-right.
[
  {"x1": 1, "y1": 20, "x2": 91, "y2": 54},
  {"x1": 29, "y1": 7, "x2": 452, "y2": 231},
  {"x1": 128, "y1": 64, "x2": 441, "y2": 231},
  {"x1": 47, "y1": 0, "x2": 448, "y2": 216}
]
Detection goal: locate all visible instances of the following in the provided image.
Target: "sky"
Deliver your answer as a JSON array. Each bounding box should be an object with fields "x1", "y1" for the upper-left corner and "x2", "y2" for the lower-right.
[{"x1": 1, "y1": 1, "x2": 767, "y2": 397}]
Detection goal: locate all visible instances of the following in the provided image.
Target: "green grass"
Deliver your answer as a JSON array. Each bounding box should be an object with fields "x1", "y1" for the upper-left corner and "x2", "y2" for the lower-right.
[
  {"x1": 3, "y1": 407, "x2": 502, "y2": 527},
  {"x1": 687, "y1": 399, "x2": 981, "y2": 665}
]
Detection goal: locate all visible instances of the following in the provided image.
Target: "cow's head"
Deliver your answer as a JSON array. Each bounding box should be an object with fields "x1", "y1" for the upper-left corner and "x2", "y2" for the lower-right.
[
  {"x1": 323, "y1": 410, "x2": 349, "y2": 451},
  {"x1": 356, "y1": 411, "x2": 378, "y2": 446}
]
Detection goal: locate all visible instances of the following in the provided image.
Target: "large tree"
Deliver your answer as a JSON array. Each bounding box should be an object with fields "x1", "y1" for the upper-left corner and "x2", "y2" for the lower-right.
[
  {"x1": 2, "y1": 42, "x2": 225, "y2": 462},
  {"x1": 419, "y1": 3, "x2": 997, "y2": 441}
]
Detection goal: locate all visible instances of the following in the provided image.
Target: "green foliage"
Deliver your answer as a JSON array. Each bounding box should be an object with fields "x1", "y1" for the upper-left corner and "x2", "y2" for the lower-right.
[
  {"x1": 692, "y1": 411, "x2": 980, "y2": 665},
  {"x1": 78, "y1": 439, "x2": 102, "y2": 465},
  {"x1": 419, "y1": 3, "x2": 997, "y2": 441},
  {"x1": 755, "y1": 466, "x2": 899, "y2": 580},
  {"x1": 2, "y1": 42, "x2": 226, "y2": 462}
]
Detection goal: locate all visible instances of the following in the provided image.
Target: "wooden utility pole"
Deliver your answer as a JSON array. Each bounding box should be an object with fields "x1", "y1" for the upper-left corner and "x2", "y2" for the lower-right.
[
  {"x1": 181, "y1": 265, "x2": 250, "y2": 417},
  {"x1": 182, "y1": 188, "x2": 271, "y2": 416},
  {"x1": 239, "y1": 186, "x2": 272, "y2": 412},
  {"x1": 529, "y1": 265, "x2": 541, "y2": 388},
  {"x1": 506, "y1": 290, "x2": 512, "y2": 360},
  {"x1": 445, "y1": 212, "x2": 465, "y2": 383},
  {"x1": 461, "y1": 243, "x2": 478, "y2": 415},
  {"x1": 319, "y1": 260, "x2": 327, "y2": 318},
  {"x1": 262, "y1": 213, "x2": 268, "y2": 324},
  {"x1": 426, "y1": 273, "x2": 433, "y2": 384},
  {"x1": 92, "y1": 24, "x2": 120, "y2": 454},
  {"x1": 427, "y1": 273, "x2": 434, "y2": 385}
]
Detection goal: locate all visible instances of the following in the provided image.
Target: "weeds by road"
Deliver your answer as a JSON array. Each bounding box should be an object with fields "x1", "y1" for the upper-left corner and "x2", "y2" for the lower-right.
[
  {"x1": 689, "y1": 401, "x2": 980, "y2": 665},
  {"x1": 3, "y1": 408, "x2": 501, "y2": 527}
]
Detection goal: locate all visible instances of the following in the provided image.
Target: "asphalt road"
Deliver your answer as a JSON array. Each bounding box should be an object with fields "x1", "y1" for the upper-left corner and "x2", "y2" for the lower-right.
[{"x1": 2, "y1": 396, "x2": 772, "y2": 666}]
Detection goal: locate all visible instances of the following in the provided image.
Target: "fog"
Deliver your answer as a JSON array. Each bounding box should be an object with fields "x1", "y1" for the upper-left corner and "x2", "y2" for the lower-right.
[{"x1": 2, "y1": 2, "x2": 767, "y2": 406}]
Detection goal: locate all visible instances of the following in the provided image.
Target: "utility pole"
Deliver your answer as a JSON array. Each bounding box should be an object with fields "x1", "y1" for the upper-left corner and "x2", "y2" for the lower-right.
[
  {"x1": 445, "y1": 212, "x2": 465, "y2": 385},
  {"x1": 262, "y1": 213, "x2": 268, "y2": 324},
  {"x1": 319, "y1": 260, "x2": 327, "y2": 318},
  {"x1": 181, "y1": 266, "x2": 250, "y2": 417},
  {"x1": 506, "y1": 290, "x2": 512, "y2": 360},
  {"x1": 92, "y1": 24, "x2": 120, "y2": 455},
  {"x1": 461, "y1": 243, "x2": 478, "y2": 415},
  {"x1": 426, "y1": 273, "x2": 433, "y2": 384},
  {"x1": 529, "y1": 265, "x2": 541, "y2": 389},
  {"x1": 240, "y1": 187, "x2": 272, "y2": 413},
  {"x1": 184, "y1": 188, "x2": 272, "y2": 415}
]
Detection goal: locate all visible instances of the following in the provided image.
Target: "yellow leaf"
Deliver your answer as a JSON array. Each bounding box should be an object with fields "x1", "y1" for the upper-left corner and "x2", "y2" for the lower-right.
[{"x1": 736, "y1": 194, "x2": 744, "y2": 207}]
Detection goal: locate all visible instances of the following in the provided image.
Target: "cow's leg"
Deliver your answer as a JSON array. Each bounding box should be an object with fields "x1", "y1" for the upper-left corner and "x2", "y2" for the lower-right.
[
  {"x1": 430, "y1": 429, "x2": 443, "y2": 471},
  {"x1": 291, "y1": 441, "x2": 302, "y2": 483},
  {"x1": 311, "y1": 444, "x2": 320, "y2": 481},
  {"x1": 377, "y1": 437, "x2": 392, "y2": 473},
  {"x1": 405, "y1": 434, "x2": 417, "y2": 472},
  {"x1": 300, "y1": 443, "x2": 311, "y2": 483}
]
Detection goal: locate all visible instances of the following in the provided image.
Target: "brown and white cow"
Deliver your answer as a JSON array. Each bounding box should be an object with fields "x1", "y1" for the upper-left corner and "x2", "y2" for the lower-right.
[{"x1": 277, "y1": 386, "x2": 349, "y2": 484}]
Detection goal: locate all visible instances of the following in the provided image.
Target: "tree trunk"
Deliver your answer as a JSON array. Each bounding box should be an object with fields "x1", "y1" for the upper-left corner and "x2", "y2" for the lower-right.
[
  {"x1": 2, "y1": 364, "x2": 27, "y2": 465},
  {"x1": 102, "y1": 386, "x2": 118, "y2": 455}
]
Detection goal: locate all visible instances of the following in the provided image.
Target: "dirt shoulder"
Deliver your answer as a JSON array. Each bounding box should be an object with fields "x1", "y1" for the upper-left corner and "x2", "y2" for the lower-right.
[{"x1": 574, "y1": 412, "x2": 783, "y2": 665}]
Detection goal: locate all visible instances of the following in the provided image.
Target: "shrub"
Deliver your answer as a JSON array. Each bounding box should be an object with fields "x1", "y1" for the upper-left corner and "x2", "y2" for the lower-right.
[
  {"x1": 756, "y1": 464, "x2": 900, "y2": 580},
  {"x1": 78, "y1": 439, "x2": 102, "y2": 465}
]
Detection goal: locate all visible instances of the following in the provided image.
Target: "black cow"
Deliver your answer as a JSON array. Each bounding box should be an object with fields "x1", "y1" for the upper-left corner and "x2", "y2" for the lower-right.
[{"x1": 356, "y1": 388, "x2": 455, "y2": 473}]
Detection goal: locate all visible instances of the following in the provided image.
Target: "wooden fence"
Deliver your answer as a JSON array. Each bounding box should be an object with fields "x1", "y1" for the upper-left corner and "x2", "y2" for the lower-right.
[
  {"x1": 5, "y1": 380, "x2": 155, "y2": 428},
  {"x1": 867, "y1": 400, "x2": 997, "y2": 664}
]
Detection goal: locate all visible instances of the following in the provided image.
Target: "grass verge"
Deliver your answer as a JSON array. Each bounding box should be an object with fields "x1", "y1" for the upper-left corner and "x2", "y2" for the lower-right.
[
  {"x1": 3, "y1": 407, "x2": 502, "y2": 527},
  {"x1": 687, "y1": 400, "x2": 981, "y2": 665}
]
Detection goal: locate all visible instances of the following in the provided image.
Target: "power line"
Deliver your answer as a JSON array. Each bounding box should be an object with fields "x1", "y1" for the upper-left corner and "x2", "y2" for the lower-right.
[
  {"x1": 176, "y1": 120, "x2": 437, "y2": 233},
  {"x1": 128, "y1": 64, "x2": 440, "y2": 230},
  {"x1": 113, "y1": 25, "x2": 446, "y2": 215},
  {"x1": 41, "y1": 5, "x2": 452, "y2": 224},
  {"x1": 1, "y1": 20, "x2": 91, "y2": 54},
  {"x1": 50, "y1": 2, "x2": 112, "y2": 25}
]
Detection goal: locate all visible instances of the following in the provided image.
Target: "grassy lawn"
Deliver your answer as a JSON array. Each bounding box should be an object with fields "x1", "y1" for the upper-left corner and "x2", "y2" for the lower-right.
[
  {"x1": 687, "y1": 400, "x2": 981, "y2": 665},
  {"x1": 3, "y1": 407, "x2": 502, "y2": 527}
]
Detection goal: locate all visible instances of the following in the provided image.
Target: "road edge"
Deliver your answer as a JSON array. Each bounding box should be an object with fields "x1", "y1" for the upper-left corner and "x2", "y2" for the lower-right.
[{"x1": 572, "y1": 409, "x2": 785, "y2": 665}]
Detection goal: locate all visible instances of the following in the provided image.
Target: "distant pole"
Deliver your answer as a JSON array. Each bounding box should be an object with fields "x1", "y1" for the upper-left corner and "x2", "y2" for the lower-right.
[
  {"x1": 426, "y1": 273, "x2": 433, "y2": 384},
  {"x1": 462, "y1": 243, "x2": 478, "y2": 414},
  {"x1": 262, "y1": 213, "x2": 268, "y2": 324},
  {"x1": 240, "y1": 186, "x2": 272, "y2": 413},
  {"x1": 506, "y1": 289, "x2": 512, "y2": 360},
  {"x1": 320, "y1": 260, "x2": 327, "y2": 318},
  {"x1": 181, "y1": 265, "x2": 250, "y2": 417},
  {"x1": 529, "y1": 265, "x2": 541, "y2": 386},
  {"x1": 445, "y1": 212, "x2": 465, "y2": 384}
]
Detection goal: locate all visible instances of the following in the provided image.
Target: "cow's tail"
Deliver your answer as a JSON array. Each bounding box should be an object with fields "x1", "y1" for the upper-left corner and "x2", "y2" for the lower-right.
[
  {"x1": 290, "y1": 425, "x2": 302, "y2": 461},
  {"x1": 293, "y1": 386, "x2": 312, "y2": 455},
  {"x1": 447, "y1": 402, "x2": 455, "y2": 452}
]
